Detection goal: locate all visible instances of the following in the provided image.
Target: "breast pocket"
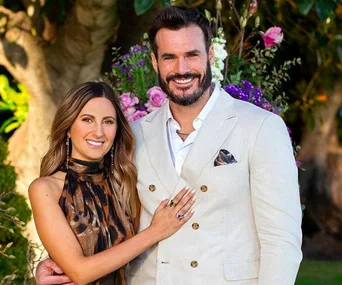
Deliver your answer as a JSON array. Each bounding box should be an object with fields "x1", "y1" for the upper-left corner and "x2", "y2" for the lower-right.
[{"x1": 200, "y1": 161, "x2": 247, "y2": 201}]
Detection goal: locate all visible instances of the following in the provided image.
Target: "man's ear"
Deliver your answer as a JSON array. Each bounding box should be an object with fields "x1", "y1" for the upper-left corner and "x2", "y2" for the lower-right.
[
  {"x1": 151, "y1": 52, "x2": 158, "y2": 73},
  {"x1": 209, "y1": 44, "x2": 215, "y2": 66}
]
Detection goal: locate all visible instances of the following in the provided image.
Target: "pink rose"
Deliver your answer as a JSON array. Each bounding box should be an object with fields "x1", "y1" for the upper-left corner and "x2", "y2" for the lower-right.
[
  {"x1": 260, "y1": 27, "x2": 284, "y2": 47},
  {"x1": 128, "y1": 110, "x2": 148, "y2": 122},
  {"x1": 145, "y1": 86, "x2": 167, "y2": 112},
  {"x1": 123, "y1": 107, "x2": 136, "y2": 118},
  {"x1": 250, "y1": 0, "x2": 258, "y2": 15},
  {"x1": 120, "y1": 92, "x2": 139, "y2": 110}
]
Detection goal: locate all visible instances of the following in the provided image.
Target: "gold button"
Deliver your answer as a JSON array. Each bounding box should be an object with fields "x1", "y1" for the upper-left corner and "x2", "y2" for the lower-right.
[
  {"x1": 190, "y1": 261, "x2": 198, "y2": 268},
  {"x1": 200, "y1": 185, "x2": 208, "y2": 192},
  {"x1": 192, "y1": 223, "x2": 199, "y2": 230},
  {"x1": 149, "y1": 184, "x2": 156, "y2": 192}
]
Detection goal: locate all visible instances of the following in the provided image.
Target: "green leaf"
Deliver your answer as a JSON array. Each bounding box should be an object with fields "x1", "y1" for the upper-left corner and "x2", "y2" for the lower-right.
[
  {"x1": 297, "y1": 0, "x2": 315, "y2": 15},
  {"x1": 134, "y1": 0, "x2": 155, "y2": 15},
  {"x1": 315, "y1": 0, "x2": 339, "y2": 21},
  {"x1": 0, "y1": 117, "x2": 15, "y2": 133},
  {"x1": 160, "y1": 0, "x2": 171, "y2": 5},
  {"x1": 4, "y1": 121, "x2": 20, "y2": 133},
  {"x1": 229, "y1": 71, "x2": 242, "y2": 84}
]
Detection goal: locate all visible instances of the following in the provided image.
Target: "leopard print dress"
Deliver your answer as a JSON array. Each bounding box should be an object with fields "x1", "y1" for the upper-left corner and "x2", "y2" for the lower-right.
[{"x1": 59, "y1": 158, "x2": 134, "y2": 285}]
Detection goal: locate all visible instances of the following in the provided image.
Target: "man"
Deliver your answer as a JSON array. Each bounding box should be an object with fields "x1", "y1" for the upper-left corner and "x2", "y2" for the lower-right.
[{"x1": 36, "y1": 6, "x2": 302, "y2": 285}]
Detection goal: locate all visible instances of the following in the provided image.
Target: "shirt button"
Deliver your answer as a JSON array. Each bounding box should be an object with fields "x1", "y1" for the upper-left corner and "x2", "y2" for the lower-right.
[
  {"x1": 149, "y1": 185, "x2": 156, "y2": 192},
  {"x1": 192, "y1": 223, "x2": 199, "y2": 230},
  {"x1": 200, "y1": 185, "x2": 208, "y2": 192},
  {"x1": 190, "y1": 261, "x2": 198, "y2": 268}
]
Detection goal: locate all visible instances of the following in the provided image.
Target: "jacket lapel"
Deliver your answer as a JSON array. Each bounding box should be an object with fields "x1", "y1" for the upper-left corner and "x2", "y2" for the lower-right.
[
  {"x1": 140, "y1": 102, "x2": 179, "y2": 195},
  {"x1": 180, "y1": 91, "x2": 238, "y2": 186}
]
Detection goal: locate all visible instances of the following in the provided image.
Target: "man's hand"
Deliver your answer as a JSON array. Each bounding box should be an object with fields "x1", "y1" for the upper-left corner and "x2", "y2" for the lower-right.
[{"x1": 36, "y1": 258, "x2": 75, "y2": 285}]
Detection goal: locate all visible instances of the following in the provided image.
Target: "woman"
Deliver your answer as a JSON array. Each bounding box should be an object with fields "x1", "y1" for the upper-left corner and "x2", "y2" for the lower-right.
[{"x1": 29, "y1": 82, "x2": 195, "y2": 285}]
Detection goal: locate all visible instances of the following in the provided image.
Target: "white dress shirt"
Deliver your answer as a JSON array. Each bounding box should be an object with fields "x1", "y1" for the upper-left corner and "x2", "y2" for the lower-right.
[{"x1": 166, "y1": 84, "x2": 220, "y2": 176}]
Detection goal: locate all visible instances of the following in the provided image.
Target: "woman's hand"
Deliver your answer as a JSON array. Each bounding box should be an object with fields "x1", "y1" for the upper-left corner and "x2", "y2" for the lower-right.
[{"x1": 148, "y1": 187, "x2": 196, "y2": 241}]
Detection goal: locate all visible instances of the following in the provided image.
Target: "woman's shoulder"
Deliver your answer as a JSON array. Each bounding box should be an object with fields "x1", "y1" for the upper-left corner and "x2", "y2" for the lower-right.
[{"x1": 29, "y1": 171, "x2": 66, "y2": 200}]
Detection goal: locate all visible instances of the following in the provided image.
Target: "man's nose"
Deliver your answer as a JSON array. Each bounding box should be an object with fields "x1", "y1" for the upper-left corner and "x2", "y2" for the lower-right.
[{"x1": 175, "y1": 58, "x2": 190, "y2": 74}]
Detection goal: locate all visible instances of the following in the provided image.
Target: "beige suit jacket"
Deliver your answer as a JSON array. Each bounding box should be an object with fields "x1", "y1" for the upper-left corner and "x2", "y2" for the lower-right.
[{"x1": 128, "y1": 87, "x2": 302, "y2": 285}]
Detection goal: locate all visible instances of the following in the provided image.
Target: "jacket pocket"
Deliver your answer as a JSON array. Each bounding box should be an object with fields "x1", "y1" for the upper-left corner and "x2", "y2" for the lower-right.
[{"x1": 224, "y1": 260, "x2": 259, "y2": 281}]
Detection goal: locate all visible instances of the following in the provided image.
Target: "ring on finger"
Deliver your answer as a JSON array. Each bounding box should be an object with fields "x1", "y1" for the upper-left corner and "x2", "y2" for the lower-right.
[
  {"x1": 176, "y1": 213, "x2": 184, "y2": 220},
  {"x1": 169, "y1": 199, "x2": 177, "y2": 207}
]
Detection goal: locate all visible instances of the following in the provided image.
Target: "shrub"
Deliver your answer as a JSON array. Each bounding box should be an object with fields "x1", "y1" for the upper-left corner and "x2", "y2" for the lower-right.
[{"x1": 0, "y1": 137, "x2": 32, "y2": 284}]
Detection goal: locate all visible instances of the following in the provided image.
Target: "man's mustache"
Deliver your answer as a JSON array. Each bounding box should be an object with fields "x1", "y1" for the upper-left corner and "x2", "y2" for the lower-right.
[{"x1": 166, "y1": 73, "x2": 200, "y2": 83}]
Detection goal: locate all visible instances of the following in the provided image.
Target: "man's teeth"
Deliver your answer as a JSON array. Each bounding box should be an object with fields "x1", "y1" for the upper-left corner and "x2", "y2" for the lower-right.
[
  {"x1": 87, "y1": 140, "x2": 103, "y2": 146},
  {"x1": 174, "y1": 78, "x2": 193, "y2": 84}
]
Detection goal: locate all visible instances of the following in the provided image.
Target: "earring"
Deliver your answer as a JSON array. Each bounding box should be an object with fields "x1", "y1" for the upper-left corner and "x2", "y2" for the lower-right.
[
  {"x1": 111, "y1": 146, "x2": 114, "y2": 174},
  {"x1": 66, "y1": 136, "x2": 70, "y2": 169}
]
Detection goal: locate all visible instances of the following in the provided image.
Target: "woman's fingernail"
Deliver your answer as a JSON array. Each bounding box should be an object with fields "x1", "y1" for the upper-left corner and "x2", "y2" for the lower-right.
[
  {"x1": 185, "y1": 185, "x2": 190, "y2": 190},
  {"x1": 192, "y1": 196, "x2": 197, "y2": 202},
  {"x1": 191, "y1": 189, "x2": 196, "y2": 194}
]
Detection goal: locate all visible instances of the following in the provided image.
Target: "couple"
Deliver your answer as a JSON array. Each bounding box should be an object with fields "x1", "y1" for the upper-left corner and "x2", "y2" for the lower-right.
[{"x1": 31, "y1": 6, "x2": 303, "y2": 285}]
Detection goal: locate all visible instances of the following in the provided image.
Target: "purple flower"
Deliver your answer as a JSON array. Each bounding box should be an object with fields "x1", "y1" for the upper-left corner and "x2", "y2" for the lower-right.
[
  {"x1": 137, "y1": 59, "x2": 145, "y2": 67},
  {"x1": 112, "y1": 62, "x2": 121, "y2": 68},
  {"x1": 261, "y1": 101, "x2": 272, "y2": 111},
  {"x1": 296, "y1": 160, "x2": 302, "y2": 168},
  {"x1": 131, "y1": 45, "x2": 143, "y2": 53},
  {"x1": 241, "y1": 80, "x2": 253, "y2": 91}
]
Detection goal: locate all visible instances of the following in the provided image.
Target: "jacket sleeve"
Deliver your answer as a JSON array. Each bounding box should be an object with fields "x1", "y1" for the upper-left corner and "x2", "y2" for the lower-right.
[{"x1": 249, "y1": 113, "x2": 303, "y2": 285}]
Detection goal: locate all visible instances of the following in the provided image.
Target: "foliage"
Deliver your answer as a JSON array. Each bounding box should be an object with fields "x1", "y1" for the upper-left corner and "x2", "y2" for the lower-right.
[
  {"x1": 270, "y1": 0, "x2": 341, "y2": 132},
  {"x1": 0, "y1": 137, "x2": 32, "y2": 284},
  {"x1": 110, "y1": 38, "x2": 157, "y2": 102},
  {"x1": 296, "y1": 259, "x2": 342, "y2": 284},
  {"x1": 297, "y1": 0, "x2": 339, "y2": 20},
  {"x1": 133, "y1": 0, "x2": 206, "y2": 15},
  {"x1": 0, "y1": 75, "x2": 29, "y2": 134}
]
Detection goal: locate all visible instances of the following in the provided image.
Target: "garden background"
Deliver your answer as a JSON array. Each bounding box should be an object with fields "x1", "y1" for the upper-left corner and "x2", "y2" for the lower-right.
[{"x1": 0, "y1": 0, "x2": 341, "y2": 284}]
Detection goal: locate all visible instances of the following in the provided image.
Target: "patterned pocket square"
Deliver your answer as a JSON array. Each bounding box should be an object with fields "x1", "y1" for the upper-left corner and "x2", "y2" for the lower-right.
[{"x1": 214, "y1": 149, "x2": 237, "y2": 166}]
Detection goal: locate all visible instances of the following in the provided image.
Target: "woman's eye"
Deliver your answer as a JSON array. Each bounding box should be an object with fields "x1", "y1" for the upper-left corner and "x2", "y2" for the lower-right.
[
  {"x1": 82, "y1": 118, "x2": 92, "y2": 123},
  {"x1": 104, "y1": 120, "x2": 114, "y2": 125}
]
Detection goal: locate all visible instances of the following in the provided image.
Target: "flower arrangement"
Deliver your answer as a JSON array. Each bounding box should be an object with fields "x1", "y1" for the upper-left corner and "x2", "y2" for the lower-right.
[
  {"x1": 110, "y1": 39, "x2": 166, "y2": 122},
  {"x1": 109, "y1": 1, "x2": 300, "y2": 128}
]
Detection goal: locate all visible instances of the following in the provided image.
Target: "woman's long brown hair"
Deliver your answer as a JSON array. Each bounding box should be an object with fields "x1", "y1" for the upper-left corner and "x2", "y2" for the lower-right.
[{"x1": 40, "y1": 82, "x2": 139, "y2": 230}]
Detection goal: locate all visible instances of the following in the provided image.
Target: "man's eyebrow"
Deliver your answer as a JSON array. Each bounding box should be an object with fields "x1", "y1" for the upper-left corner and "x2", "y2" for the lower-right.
[
  {"x1": 161, "y1": 53, "x2": 175, "y2": 59},
  {"x1": 185, "y1": 49, "x2": 201, "y2": 55}
]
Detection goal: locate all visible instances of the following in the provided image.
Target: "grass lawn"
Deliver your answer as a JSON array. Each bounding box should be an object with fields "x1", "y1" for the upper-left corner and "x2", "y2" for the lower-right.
[{"x1": 295, "y1": 259, "x2": 342, "y2": 285}]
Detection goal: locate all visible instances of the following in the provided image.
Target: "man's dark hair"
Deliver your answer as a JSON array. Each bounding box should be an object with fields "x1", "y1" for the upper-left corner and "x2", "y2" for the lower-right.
[{"x1": 148, "y1": 6, "x2": 212, "y2": 57}]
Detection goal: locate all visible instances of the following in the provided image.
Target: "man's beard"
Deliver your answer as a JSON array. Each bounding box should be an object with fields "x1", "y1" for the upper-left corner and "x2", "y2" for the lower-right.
[{"x1": 158, "y1": 61, "x2": 212, "y2": 106}]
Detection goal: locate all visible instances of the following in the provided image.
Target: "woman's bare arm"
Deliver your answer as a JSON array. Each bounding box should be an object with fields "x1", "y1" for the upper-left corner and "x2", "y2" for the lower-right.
[{"x1": 29, "y1": 179, "x2": 195, "y2": 285}]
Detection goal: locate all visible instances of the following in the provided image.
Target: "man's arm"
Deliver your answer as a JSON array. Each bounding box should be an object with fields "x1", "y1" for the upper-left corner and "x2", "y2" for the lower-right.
[
  {"x1": 36, "y1": 258, "x2": 75, "y2": 285},
  {"x1": 250, "y1": 113, "x2": 302, "y2": 285}
]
